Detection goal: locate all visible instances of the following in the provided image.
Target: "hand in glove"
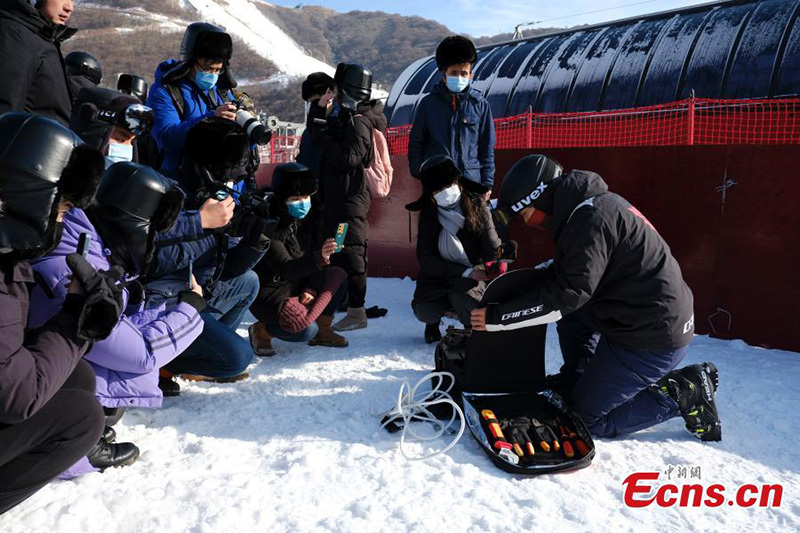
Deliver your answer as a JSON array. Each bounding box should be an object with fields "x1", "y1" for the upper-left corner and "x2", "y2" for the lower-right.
[
  {"x1": 232, "y1": 211, "x2": 276, "y2": 251},
  {"x1": 66, "y1": 253, "x2": 125, "y2": 341},
  {"x1": 484, "y1": 261, "x2": 508, "y2": 280}
]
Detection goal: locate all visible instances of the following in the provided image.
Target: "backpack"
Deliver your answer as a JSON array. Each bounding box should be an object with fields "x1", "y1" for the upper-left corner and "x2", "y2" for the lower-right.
[{"x1": 355, "y1": 115, "x2": 394, "y2": 198}]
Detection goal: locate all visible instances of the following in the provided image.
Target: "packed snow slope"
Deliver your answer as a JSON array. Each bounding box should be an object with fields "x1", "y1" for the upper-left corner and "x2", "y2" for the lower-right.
[{"x1": 1, "y1": 277, "x2": 798, "y2": 532}]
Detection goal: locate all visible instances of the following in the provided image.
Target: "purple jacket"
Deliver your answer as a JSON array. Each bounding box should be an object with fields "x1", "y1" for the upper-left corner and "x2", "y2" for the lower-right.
[{"x1": 29, "y1": 209, "x2": 204, "y2": 409}]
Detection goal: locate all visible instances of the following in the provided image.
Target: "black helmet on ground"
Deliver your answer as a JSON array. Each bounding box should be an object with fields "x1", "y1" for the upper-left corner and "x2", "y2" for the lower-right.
[
  {"x1": 0, "y1": 113, "x2": 105, "y2": 259},
  {"x1": 65, "y1": 51, "x2": 103, "y2": 85},
  {"x1": 435, "y1": 36, "x2": 478, "y2": 71},
  {"x1": 495, "y1": 154, "x2": 564, "y2": 226},
  {"x1": 334, "y1": 63, "x2": 372, "y2": 111},
  {"x1": 118, "y1": 74, "x2": 149, "y2": 104},
  {"x1": 271, "y1": 163, "x2": 317, "y2": 201},
  {"x1": 88, "y1": 163, "x2": 184, "y2": 275},
  {"x1": 180, "y1": 22, "x2": 233, "y2": 62}
]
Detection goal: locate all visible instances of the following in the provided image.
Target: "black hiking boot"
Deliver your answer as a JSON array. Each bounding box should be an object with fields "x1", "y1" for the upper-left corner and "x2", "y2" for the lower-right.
[
  {"x1": 657, "y1": 362, "x2": 721, "y2": 442},
  {"x1": 102, "y1": 426, "x2": 116, "y2": 444},
  {"x1": 424, "y1": 323, "x2": 442, "y2": 344},
  {"x1": 87, "y1": 439, "x2": 140, "y2": 471}
]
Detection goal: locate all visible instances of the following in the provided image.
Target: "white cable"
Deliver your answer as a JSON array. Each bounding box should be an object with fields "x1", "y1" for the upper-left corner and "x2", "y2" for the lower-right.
[{"x1": 378, "y1": 372, "x2": 466, "y2": 461}]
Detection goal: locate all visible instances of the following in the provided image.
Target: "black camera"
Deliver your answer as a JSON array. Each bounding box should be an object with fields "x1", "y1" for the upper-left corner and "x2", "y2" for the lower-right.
[{"x1": 232, "y1": 99, "x2": 272, "y2": 146}]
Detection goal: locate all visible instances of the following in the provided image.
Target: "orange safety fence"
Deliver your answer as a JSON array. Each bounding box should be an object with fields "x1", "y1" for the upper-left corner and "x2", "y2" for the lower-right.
[
  {"x1": 261, "y1": 98, "x2": 800, "y2": 162},
  {"x1": 386, "y1": 97, "x2": 800, "y2": 155}
]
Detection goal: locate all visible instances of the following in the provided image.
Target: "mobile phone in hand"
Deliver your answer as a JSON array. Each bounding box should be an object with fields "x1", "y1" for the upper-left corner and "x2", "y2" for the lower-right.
[
  {"x1": 188, "y1": 261, "x2": 194, "y2": 291},
  {"x1": 333, "y1": 223, "x2": 349, "y2": 253},
  {"x1": 77, "y1": 233, "x2": 91, "y2": 257}
]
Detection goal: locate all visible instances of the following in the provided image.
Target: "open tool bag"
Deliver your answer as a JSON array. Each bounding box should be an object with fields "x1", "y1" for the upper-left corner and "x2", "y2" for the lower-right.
[{"x1": 434, "y1": 269, "x2": 595, "y2": 475}]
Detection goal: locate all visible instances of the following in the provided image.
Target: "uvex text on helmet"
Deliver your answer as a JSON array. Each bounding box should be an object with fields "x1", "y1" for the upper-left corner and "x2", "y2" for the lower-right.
[
  {"x1": 495, "y1": 154, "x2": 563, "y2": 226},
  {"x1": 334, "y1": 63, "x2": 372, "y2": 111}
]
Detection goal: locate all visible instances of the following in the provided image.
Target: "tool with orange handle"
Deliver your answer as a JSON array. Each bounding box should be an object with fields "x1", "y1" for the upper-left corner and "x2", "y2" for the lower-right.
[
  {"x1": 556, "y1": 417, "x2": 590, "y2": 458},
  {"x1": 481, "y1": 410, "x2": 519, "y2": 464},
  {"x1": 531, "y1": 418, "x2": 560, "y2": 453}
]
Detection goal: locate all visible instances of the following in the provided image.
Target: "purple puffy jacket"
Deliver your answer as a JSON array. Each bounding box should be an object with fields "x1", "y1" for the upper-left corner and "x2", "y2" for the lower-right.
[{"x1": 29, "y1": 209, "x2": 204, "y2": 408}]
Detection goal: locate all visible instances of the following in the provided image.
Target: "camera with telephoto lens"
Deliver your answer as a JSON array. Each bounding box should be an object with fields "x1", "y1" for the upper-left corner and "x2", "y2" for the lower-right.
[{"x1": 232, "y1": 99, "x2": 272, "y2": 146}]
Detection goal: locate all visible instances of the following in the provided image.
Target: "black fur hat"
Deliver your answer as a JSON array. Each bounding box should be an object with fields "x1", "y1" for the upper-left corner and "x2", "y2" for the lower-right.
[
  {"x1": 272, "y1": 163, "x2": 318, "y2": 201},
  {"x1": 59, "y1": 144, "x2": 106, "y2": 209},
  {"x1": 181, "y1": 23, "x2": 233, "y2": 62},
  {"x1": 405, "y1": 155, "x2": 488, "y2": 211},
  {"x1": 185, "y1": 117, "x2": 249, "y2": 171},
  {"x1": 302, "y1": 72, "x2": 335, "y2": 101},
  {"x1": 435, "y1": 36, "x2": 478, "y2": 71}
]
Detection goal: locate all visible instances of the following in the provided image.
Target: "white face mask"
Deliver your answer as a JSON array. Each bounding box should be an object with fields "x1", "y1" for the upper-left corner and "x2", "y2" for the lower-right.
[
  {"x1": 106, "y1": 142, "x2": 133, "y2": 167},
  {"x1": 434, "y1": 184, "x2": 461, "y2": 208}
]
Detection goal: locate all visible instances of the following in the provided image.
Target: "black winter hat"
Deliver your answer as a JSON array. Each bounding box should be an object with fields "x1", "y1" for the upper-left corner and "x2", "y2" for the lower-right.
[
  {"x1": 118, "y1": 74, "x2": 149, "y2": 104},
  {"x1": 184, "y1": 117, "x2": 249, "y2": 173},
  {"x1": 272, "y1": 163, "x2": 317, "y2": 201},
  {"x1": 435, "y1": 36, "x2": 478, "y2": 71},
  {"x1": 334, "y1": 63, "x2": 372, "y2": 111},
  {"x1": 65, "y1": 51, "x2": 103, "y2": 85},
  {"x1": 89, "y1": 163, "x2": 185, "y2": 275},
  {"x1": 495, "y1": 154, "x2": 563, "y2": 225},
  {"x1": 0, "y1": 113, "x2": 104, "y2": 258},
  {"x1": 406, "y1": 155, "x2": 488, "y2": 211},
  {"x1": 302, "y1": 72, "x2": 335, "y2": 101},
  {"x1": 181, "y1": 22, "x2": 233, "y2": 62}
]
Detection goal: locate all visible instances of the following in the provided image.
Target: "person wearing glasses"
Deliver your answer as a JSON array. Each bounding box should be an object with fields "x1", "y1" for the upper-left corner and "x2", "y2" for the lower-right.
[
  {"x1": 70, "y1": 86, "x2": 154, "y2": 169},
  {"x1": 147, "y1": 22, "x2": 239, "y2": 175}
]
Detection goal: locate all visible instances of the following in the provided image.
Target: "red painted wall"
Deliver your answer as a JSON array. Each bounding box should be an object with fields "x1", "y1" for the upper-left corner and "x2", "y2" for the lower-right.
[{"x1": 257, "y1": 146, "x2": 800, "y2": 351}]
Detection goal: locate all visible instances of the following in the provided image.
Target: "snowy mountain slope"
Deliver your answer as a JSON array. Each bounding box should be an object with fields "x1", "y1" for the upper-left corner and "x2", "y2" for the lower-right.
[
  {"x1": 184, "y1": 0, "x2": 335, "y2": 78},
  {"x1": 1, "y1": 278, "x2": 798, "y2": 532}
]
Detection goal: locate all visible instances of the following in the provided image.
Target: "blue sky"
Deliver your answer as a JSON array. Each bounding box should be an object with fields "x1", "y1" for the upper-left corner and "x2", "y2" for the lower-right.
[{"x1": 268, "y1": 0, "x2": 713, "y2": 37}]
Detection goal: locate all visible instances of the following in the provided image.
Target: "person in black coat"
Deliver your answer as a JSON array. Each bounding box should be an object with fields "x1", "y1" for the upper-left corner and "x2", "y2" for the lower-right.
[
  {"x1": 249, "y1": 163, "x2": 348, "y2": 356},
  {"x1": 471, "y1": 154, "x2": 721, "y2": 442},
  {"x1": 407, "y1": 155, "x2": 501, "y2": 343},
  {"x1": 0, "y1": 0, "x2": 78, "y2": 125},
  {"x1": 306, "y1": 63, "x2": 385, "y2": 332},
  {"x1": 0, "y1": 112, "x2": 108, "y2": 514}
]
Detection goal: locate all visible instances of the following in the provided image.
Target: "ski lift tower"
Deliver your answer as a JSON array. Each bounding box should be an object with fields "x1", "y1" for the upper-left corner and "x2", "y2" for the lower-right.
[
  {"x1": 513, "y1": 20, "x2": 541, "y2": 40},
  {"x1": 260, "y1": 114, "x2": 305, "y2": 164}
]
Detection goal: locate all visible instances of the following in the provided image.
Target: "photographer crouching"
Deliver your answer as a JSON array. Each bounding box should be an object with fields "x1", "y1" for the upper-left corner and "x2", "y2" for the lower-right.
[{"x1": 145, "y1": 117, "x2": 275, "y2": 392}]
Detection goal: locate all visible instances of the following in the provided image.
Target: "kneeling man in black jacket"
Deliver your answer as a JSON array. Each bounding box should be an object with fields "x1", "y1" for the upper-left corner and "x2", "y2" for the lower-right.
[{"x1": 471, "y1": 155, "x2": 721, "y2": 441}]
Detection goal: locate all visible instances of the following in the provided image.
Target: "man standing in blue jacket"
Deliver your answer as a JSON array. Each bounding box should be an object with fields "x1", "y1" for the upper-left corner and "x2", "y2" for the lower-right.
[
  {"x1": 147, "y1": 22, "x2": 239, "y2": 175},
  {"x1": 408, "y1": 36, "x2": 496, "y2": 194}
]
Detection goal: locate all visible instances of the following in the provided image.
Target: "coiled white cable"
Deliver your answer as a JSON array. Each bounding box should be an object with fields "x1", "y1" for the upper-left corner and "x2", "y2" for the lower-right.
[{"x1": 379, "y1": 372, "x2": 465, "y2": 461}]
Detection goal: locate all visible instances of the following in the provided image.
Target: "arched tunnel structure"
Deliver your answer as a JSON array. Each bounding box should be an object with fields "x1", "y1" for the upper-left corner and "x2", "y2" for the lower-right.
[{"x1": 385, "y1": 0, "x2": 800, "y2": 126}]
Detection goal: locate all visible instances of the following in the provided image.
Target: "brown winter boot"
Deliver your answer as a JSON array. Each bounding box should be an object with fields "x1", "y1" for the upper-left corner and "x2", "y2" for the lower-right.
[
  {"x1": 309, "y1": 315, "x2": 349, "y2": 347},
  {"x1": 332, "y1": 307, "x2": 368, "y2": 332},
  {"x1": 249, "y1": 321, "x2": 276, "y2": 356}
]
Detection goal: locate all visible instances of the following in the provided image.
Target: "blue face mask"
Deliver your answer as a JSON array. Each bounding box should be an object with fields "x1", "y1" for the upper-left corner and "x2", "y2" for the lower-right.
[
  {"x1": 195, "y1": 71, "x2": 219, "y2": 91},
  {"x1": 446, "y1": 75, "x2": 470, "y2": 93},
  {"x1": 105, "y1": 143, "x2": 134, "y2": 168},
  {"x1": 286, "y1": 198, "x2": 312, "y2": 219}
]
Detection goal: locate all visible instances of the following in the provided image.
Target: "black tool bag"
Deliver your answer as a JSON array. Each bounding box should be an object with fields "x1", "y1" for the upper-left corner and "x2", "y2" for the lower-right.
[{"x1": 433, "y1": 269, "x2": 596, "y2": 475}]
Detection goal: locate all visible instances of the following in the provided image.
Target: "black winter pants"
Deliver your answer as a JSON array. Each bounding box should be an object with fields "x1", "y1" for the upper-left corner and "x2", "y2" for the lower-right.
[
  {"x1": 331, "y1": 242, "x2": 368, "y2": 309},
  {"x1": 0, "y1": 360, "x2": 104, "y2": 514},
  {"x1": 413, "y1": 278, "x2": 486, "y2": 327}
]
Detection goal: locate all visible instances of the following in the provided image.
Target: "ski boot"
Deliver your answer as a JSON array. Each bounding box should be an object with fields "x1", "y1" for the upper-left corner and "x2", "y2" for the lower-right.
[{"x1": 656, "y1": 362, "x2": 721, "y2": 441}]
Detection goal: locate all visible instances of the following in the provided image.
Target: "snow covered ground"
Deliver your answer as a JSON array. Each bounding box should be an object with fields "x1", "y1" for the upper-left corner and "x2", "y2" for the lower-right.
[{"x1": 2, "y1": 277, "x2": 799, "y2": 532}]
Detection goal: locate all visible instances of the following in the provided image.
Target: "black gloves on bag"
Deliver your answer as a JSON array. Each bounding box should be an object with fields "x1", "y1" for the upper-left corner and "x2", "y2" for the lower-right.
[{"x1": 66, "y1": 253, "x2": 125, "y2": 341}]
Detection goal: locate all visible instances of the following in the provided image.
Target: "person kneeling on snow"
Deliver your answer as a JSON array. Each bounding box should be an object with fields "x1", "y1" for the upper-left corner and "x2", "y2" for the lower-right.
[
  {"x1": 30, "y1": 162, "x2": 203, "y2": 475},
  {"x1": 471, "y1": 155, "x2": 721, "y2": 442},
  {"x1": 406, "y1": 155, "x2": 500, "y2": 344},
  {"x1": 0, "y1": 113, "x2": 114, "y2": 513},
  {"x1": 145, "y1": 118, "x2": 272, "y2": 390},
  {"x1": 249, "y1": 163, "x2": 348, "y2": 356}
]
